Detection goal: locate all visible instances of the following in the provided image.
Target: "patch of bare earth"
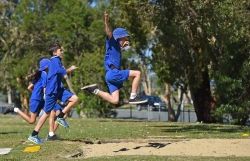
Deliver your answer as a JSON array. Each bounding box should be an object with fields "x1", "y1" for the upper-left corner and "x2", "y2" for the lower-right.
[{"x1": 81, "y1": 139, "x2": 250, "y2": 158}]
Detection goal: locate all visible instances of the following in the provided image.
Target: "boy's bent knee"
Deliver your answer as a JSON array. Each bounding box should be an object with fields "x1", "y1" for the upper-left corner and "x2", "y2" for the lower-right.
[
  {"x1": 28, "y1": 120, "x2": 36, "y2": 124},
  {"x1": 137, "y1": 71, "x2": 141, "y2": 76},
  {"x1": 70, "y1": 95, "x2": 79, "y2": 103},
  {"x1": 111, "y1": 98, "x2": 119, "y2": 104}
]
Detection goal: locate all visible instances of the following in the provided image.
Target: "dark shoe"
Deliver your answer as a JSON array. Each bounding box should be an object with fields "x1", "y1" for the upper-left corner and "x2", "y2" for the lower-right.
[
  {"x1": 46, "y1": 134, "x2": 62, "y2": 141},
  {"x1": 81, "y1": 84, "x2": 98, "y2": 93},
  {"x1": 3, "y1": 104, "x2": 16, "y2": 115},
  {"x1": 129, "y1": 95, "x2": 148, "y2": 104}
]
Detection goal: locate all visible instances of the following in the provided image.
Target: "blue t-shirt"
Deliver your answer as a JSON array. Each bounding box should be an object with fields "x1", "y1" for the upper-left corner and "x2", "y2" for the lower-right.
[
  {"x1": 46, "y1": 56, "x2": 67, "y2": 95},
  {"x1": 30, "y1": 71, "x2": 47, "y2": 100},
  {"x1": 104, "y1": 35, "x2": 121, "y2": 72}
]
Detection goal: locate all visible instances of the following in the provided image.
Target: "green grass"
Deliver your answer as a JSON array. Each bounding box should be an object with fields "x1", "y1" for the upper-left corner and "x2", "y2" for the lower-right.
[{"x1": 0, "y1": 115, "x2": 249, "y2": 161}]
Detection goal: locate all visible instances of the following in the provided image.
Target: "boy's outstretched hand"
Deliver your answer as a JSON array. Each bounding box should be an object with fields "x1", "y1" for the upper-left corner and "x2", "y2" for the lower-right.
[
  {"x1": 70, "y1": 65, "x2": 77, "y2": 70},
  {"x1": 104, "y1": 11, "x2": 109, "y2": 24}
]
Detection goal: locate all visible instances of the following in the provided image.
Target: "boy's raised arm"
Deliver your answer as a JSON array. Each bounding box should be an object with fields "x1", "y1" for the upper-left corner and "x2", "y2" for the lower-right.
[{"x1": 104, "y1": 11, "x2": 112, "y2": 39}]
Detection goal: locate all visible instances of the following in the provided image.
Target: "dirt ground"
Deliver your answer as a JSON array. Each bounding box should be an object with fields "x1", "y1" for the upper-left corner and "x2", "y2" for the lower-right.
[{"x1": 81, "y1": 139, "x2": 250, "y2": 158}]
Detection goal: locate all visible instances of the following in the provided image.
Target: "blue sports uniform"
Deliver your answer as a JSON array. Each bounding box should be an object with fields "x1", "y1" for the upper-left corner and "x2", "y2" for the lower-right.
[
  {"x1": 44, "y1": 56, "x2": 73, "y2": 112},
  {"x1": 104, "y1": 36, "x2": 129, "y2": 94},
  {"x1": 29, "y1": 71, "x2": 47, "y2": 113}
]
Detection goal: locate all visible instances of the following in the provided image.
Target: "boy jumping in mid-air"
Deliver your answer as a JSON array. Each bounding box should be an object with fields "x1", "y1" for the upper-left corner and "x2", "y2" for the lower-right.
[{"x1": 81, "y1": 11, "x2": 147, "y2": 105}]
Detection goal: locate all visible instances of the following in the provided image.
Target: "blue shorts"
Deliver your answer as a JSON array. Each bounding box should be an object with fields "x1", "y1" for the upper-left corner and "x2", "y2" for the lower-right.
[
  {"x1": 57, "y1": 88, "x2": 74, "y2": 102},
  {"x1": 44, "y1": 88, "x2": 73, "y2": 112},
  {"x1": 29, "y1": 99, "x2": 44, "y2": 113},
  {"x1": 105, "y1": 69, "x2": 129, "y2": 94},
  {"x1": 53, "y1": 103, "x2": 63, "y2": 112}
]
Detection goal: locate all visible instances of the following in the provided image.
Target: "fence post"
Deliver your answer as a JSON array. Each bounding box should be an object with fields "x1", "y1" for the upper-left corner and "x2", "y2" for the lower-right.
[
  {"x1": 188, "y1": 109, "x2": 190, "y2": 122},
  {"x1": 158, "y1": 104, "x2": 161, "y2": 121},
  {"x1": 148, "y1": 104, "x2": 149, "y2": 121},
  {"x1": 183, "y1": 109, "x2": 184, "y2": 122},
  {"x1": 130, "y1": 106, "x2": 132, "y2": 118}
]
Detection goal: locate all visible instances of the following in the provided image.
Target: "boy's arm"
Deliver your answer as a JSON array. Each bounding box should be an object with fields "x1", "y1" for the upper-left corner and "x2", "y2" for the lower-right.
[
  {"x1": 66, "y1": 65, "x2": 77, "y2": 74},
  {"x1": 104, "y1": 11, "x2": 112, "y2": 39},
  {"x1": 27, "y1": 83, "x2": 34, "y2": 92}
]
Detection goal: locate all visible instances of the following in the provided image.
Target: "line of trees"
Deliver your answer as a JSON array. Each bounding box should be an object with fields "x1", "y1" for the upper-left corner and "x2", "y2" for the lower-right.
[{"x1": 0, "y1": 0, "x2": 249, "y2": 125}]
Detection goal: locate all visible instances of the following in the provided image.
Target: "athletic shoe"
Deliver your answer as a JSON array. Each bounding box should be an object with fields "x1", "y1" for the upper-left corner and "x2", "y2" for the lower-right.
[
  {"x1": 3, "y1": 104, "x2": 16, "y2": 115},
  {"x1": 55, "y1": 117, "x2": 69, "y2": 128},
  {"x1": 129, "y1": 95, "x2": 148, "y2": 104},
  {"x1": 81, "y1": 84, "x2": 98, "y2": 93},
  {"x1": 46, "y1": 134, "x2": 62, "y2": 141},
  {"x1": 28, "y1": 135, "x2": 43, "y2": 144}
]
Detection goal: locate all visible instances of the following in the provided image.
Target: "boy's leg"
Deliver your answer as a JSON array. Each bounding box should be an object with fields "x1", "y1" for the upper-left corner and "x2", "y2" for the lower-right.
[
  {"x1": 82, "y1": 84, "x2": 120, "y2": 104},
  {"x1": 34, "y1": 111, "x2": 49, "y2": 132},
  {"x1": 127, "y1": 70, "x2": 148, "y2": 104},
  {"x1": 54, "y1": 103, "x2": 69, "y2": 128},
  {"x1": 17, "y1": 111, "x2": 37, "y2": 124},
  {"x1": 56, "y1": 89, "x2": 77, "y2": 128},
  {"x1": 128, "y1": 70, "x2": 141, "y2": 93},
  {"x1": 61, "y1": 95, "x2": 78, "y2": 114},
  {"x1": 20, "y1": 100, "x2": 44, "y2": 124},
  {"x1": 3, "y1": 104, "x2": 37, "y2": 124},
  {"x1": 54, "y1": 109, "x2": 60, "y2": 131},
  {"x1": 28, "y1": 112, "x2": 49, "y2": 144},
  {"x1": 97, "y1": 90, "x2": 120, "y2": 104},
  {"x1": 46, "y1": 110, "x2": 62, "y2": 141},
  {"x1": 54, "y1": 109, "x2": 67, "y2": 131},
  {"x1": 49, "y1": 110, "x2": 56, "y2": 135}
]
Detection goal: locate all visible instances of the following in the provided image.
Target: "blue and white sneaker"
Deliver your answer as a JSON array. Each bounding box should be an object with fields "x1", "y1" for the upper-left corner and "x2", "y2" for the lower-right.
[
  {"x1": 28, "y1": 135, "x2": 43, "y2": 144},
  {"x1": 55, "y1": 117, "x2": 69, "y2": 128}
]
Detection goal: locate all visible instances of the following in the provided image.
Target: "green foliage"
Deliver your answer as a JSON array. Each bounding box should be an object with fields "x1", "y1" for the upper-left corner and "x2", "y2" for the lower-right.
[{"x1": 210, "y1": 1, "x2": 250, "y2": 125}]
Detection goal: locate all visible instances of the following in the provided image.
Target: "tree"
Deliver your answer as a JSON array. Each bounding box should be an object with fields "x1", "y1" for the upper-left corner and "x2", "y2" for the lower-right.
[{"x1": 209, "y1": 0, "x2": 250, "y2": 125}]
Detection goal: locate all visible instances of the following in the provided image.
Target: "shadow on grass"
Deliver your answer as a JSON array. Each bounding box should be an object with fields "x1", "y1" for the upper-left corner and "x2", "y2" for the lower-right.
[
  {"x1": 0, "y1": 132, "x2": 19, "y2": 135},
  {"x1": 155, "y1": 124, "x2": 244, "y2": 133},
  {"x1": 64, "y1": 139, "x2": 94, "y2": 144},
  {"x1": 98, "y1": 118, "x2": 147, "y2": 122}
]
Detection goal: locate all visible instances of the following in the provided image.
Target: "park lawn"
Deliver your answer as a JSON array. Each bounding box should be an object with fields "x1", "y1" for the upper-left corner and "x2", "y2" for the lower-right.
[{"x1": 0, "y1": 115, "x2": 249, "y2": 161}]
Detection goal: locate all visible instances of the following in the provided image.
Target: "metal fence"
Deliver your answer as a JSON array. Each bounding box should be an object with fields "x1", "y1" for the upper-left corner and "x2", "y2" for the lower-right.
[{"x1": 115, "y1": 107, "x2": 197, "y2": 122}]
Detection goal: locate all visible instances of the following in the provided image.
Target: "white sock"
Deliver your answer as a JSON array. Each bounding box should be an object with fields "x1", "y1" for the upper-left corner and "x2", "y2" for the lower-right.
[
  {"x1": 94, "y1": 89, "x2": 100, "y2": 95},
  {"x1": 49, "y1": 132, "x2": 54, "y2": 136},
  {"x1": 14, "y1": 108, "x2": 19, "y2": 113},
  {"x1": 130, "y1": 93, "x2": 137, "y2": 99}
]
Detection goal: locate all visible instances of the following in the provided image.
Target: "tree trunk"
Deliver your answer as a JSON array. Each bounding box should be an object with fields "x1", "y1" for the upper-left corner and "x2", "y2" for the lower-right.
[
  {"x1": 174, "y1": 89, "x2": 184, "y2": 121},
  {"x1": 185, "y1": 91, "x2": 192, "y2": 104},
  {"x1": 141, "y1": 74, "x2": 151, "y2": 95},
  {"x1": 190, "y1": 70, "x2": 216, "y2": 123},
  {"x1": 159, "y1": 83, "x2": 175, "y2": 121},
  {"x1": 7, "y1": 85, "x2": 12, "y2": 104},
  {"x1": 165, "y1": 83, "x2": 175, "y2": 121},
  {"x1": 20, "y1": 93, "x2": 29, "y2": 114}
]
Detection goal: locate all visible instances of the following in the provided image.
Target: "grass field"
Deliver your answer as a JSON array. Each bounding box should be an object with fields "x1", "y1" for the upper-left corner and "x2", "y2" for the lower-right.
[{"x1": 0, "y1": 115, "x2": 249, "y2": 161}]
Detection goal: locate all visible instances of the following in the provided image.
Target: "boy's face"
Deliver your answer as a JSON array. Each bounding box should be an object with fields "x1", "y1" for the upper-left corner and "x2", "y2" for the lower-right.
[
  {"x1": 119, "y1": 36, "x2": 130, "y2": 49},
  {"x1": 53, "y1": 48, "x2": 64, "y2": 58}
]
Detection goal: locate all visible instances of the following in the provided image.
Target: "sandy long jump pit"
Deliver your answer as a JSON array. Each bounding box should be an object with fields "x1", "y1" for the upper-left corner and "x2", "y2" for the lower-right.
[{"x1": 80, "y1": 139, "x2": 250, "y2": 158}]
